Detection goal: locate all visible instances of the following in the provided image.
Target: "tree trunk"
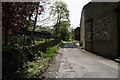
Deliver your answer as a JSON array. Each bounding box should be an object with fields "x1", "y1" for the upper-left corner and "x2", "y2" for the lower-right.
[
  {"x1": 23, "y1": 15, "x2": 31, "y2": 46},
  {"x1": 31, "y1": 8, "x2": 39, "y2": 45}
]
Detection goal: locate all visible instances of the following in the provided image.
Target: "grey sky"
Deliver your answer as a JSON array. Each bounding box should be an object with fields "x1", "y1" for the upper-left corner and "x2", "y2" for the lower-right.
[
  {"x1": 61, "y1": 0, "x2": 91, "y2": 29},
  {"x1": 36, "y1": 0, "x2": 91, "y2": 29},
  {"x1": 64, "y1": 0, "x2": 120, "y2": 29}
]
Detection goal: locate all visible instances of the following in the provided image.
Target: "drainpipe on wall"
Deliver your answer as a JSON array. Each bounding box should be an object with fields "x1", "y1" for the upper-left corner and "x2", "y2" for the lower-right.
[
  {"x1": 91, "y1": 18, "x2": 94, "y2": 52},
  {"x1": 115, "y1": 2, "x2": 120, "y2": 58},
  {"x1": 117, "y1": 8, "x2": 120, "y2": 57}
]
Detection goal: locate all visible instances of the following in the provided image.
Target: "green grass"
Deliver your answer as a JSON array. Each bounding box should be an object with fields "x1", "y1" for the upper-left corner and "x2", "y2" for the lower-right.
[
  {"x1": 80, "y1": 46, "x2": 85, "y2": 49},
  {"x1": 34, "y1": 38, "x2": 54, "y2": 44},
  {"x1": 41, "y1": 46, "x2": 58, "y2": 59},
  {"x1": 34, "y1": 40, "x2": 45, "y2": 44},
  {"x1": 40, "y1": 41, "x2": 64, "y2": 59},
  {"x1": 57, "y1": 41, "x2": 65, "y2": 47}
]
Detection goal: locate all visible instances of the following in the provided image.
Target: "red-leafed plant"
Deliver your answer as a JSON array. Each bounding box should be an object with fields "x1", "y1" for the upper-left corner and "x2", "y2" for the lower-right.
[{"x1": 2, "y1": 2, "x2": 45, "y2": 46}]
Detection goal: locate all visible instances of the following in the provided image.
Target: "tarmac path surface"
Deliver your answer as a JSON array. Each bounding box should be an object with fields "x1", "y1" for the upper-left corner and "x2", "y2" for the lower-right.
[{"x1": 56, "y1": 42, "x2": 119, "y2": 78}]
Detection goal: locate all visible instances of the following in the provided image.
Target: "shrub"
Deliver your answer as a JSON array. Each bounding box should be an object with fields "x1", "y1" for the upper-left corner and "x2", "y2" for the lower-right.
[
  {"x1": 9, "y1": 36, "x2": 22, "y2": 43},
  {"x1": 23, "y1": 57, "x2": 49, "y2": 78}
]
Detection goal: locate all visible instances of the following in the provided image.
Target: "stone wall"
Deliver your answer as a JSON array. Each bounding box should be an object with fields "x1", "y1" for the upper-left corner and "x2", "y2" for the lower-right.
[
  {"x1": 80, "y1": 10, "x2": 85, "y2": 47},
  {"x1": 80, "y1": 2, "x2": 119, "y2": 59},
  {"x1": 25, "y1": 38, "x2": 61, "y2": 53}
]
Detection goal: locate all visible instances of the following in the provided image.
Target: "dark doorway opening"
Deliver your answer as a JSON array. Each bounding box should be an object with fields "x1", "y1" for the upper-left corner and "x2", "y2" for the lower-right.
[{"x1": 87, "y1": 18, "x2": 94, "y2": 52}]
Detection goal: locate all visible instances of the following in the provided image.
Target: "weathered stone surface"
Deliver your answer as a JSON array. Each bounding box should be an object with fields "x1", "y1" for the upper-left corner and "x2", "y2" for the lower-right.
[{"x1": 80, "y1": 2, "x2": 120, "y2": 59}]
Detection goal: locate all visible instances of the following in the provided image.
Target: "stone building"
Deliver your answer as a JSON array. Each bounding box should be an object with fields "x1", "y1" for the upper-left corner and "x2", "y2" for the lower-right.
[
  {"x1": 80, "y1": 2, "x2": 120, "y2": 59},
  {"x1": 74, "y1": 27, "x2": 80, "y2": 41}
]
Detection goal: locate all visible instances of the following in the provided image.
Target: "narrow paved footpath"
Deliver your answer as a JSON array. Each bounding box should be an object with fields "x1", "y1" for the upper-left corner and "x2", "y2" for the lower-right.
[{"x1": 56, "y1": 43, "x2": 118, "y2": 78}]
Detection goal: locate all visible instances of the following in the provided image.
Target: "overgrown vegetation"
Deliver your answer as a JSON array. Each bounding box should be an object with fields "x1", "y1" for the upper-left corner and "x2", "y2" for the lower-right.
[
  {"x1": 2, "y1": 1, "x2": 69, "y2": 79},
  {"x1": 9, "y1": 36, "x2": 23, "y2": 43},
  {"x1": 22, "y1": 41, "x2": 64, "y2": 78},
  {"x1": 3, "y1": 39, "x2": 64, "y2": 78},
  {"x1": 23, "y1": 51, "x2": 49, "y2": 78}
]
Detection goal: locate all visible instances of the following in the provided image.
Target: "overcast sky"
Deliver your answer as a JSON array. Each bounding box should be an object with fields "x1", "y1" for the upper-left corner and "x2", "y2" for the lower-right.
[
  {"x1": 61, "y1": 0, "x2": 91, "y2": 29},
  {"x1": 37, "y1": 0, "x2": 91, "y2": 29}
]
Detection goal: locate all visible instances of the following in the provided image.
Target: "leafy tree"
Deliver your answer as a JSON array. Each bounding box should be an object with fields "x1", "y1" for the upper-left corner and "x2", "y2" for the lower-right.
[
  {"x1": 2, "y1": 2, "x2": 41, "y2": 46},
  {"x1": 2, "y1": 1, "x2": 51, "y2": 46},
  {"x1": 69, "y1": 27, "x2": 74, "y2": 41},
  {"x1": 50, "y1": 0, "x2": 70, "y2": 35},
  {"x1": 58, "y1": 21, "x2": 71, "y2": 41}
]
